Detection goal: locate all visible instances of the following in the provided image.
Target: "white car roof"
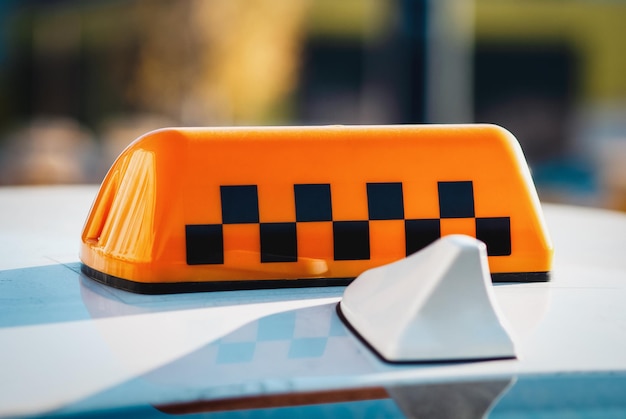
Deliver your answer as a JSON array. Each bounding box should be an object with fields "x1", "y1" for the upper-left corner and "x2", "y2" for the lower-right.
[{"x1": 1, "y1": 186, "x2": 625, "y2": 417}]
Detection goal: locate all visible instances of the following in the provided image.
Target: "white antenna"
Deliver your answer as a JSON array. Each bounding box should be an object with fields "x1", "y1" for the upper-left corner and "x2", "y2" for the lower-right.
[{"x1": 340, "y1": 235, "x2": 517, "y2": 362}]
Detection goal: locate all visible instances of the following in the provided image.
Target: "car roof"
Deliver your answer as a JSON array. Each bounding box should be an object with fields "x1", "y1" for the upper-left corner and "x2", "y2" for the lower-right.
[{"x1": 1, "y1": 186, "x2": 625, "y2": 417}]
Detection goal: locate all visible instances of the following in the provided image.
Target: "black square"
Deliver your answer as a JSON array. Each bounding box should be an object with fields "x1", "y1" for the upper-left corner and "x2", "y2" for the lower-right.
[
  {"x1": 438, "y1": 181, "x2": 475, "y2": 218},
  {"x1": 260, "y1": 223, "x2": 298, "y2": 262},
  {"x1": 405, "y1": 219, "x2": 441, "y2": 256},
  {"x1": 333, "y1": 221, "x2": 370, "y2": 261},
  {"x1": 295, "y1": 184, "x2": 332, "y2": 222},
  {"x1": 367, "y1": 182, "x2": 404, "y2": 220},
  {"x1": 185, "y1": 224, "x2": 224, "y2": 265},
  {"x1": 476, "y1": 217, "x2": 511, "y2": 256},
  {"x1": 221, "y1": 185, "x2": 259, "y2": 224}
]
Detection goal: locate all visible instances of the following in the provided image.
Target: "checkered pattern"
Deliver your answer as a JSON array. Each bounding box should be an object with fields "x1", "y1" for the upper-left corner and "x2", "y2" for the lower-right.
[
  {"x1": 185, "y1": 181, "x2": 511, "y2": 266},
  {"x1": 212, "y1": 305, "x2": 348, "y2": 365},
  {"x1": 142, "y1": 303, "x2": 376, "y2": 395}
]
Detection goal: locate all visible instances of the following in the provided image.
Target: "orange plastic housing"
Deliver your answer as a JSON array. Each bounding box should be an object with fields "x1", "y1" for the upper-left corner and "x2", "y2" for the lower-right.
[{"x1": 80, "y1": 125, "x2": 553, "y2": 293}]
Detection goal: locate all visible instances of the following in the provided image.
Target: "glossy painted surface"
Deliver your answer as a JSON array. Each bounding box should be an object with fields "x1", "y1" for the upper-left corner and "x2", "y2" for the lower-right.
[
  {"x1": 79, "y1": 125, "x2": 552, "y2": 288},
  {"x1": 1, "y1": 186, "x2": 625, "y2": 417},
  {"x1": 341, "y1": 235, "x2": 516, "y2": 362}
]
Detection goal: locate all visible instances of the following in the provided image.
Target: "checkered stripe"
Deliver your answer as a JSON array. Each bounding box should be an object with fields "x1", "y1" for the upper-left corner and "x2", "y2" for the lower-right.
[
  {"x1": 185, "y1": 181, "x2": 511, "y2": 265},
  {"x1": 212, "y1": 305, "x2": 348, "y2": 365}
]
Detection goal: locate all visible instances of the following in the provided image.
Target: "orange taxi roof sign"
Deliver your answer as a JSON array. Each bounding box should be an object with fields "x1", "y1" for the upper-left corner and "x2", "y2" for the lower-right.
[{"x1": 80, "y1": 125, "x2": 553, "y2": 293}]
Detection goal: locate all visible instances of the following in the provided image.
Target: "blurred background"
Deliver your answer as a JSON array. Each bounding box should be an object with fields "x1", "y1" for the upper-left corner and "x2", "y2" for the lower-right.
[{"x1": 1, "y1": 0, "x2": 626, "y2": 211}]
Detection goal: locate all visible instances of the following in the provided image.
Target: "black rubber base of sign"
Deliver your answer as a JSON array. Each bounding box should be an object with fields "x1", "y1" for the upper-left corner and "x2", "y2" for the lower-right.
[
  {"x1": 80, "y1": 264, "x2": 549, "y2": 295},
  {"x1": 80, "y1": 264, "x2": 352, "y2": 295}
]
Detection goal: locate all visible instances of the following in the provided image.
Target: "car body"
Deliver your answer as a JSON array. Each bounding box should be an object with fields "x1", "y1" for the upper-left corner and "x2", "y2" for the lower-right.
[{"x1": 1, "y1": 185, "x2": 625, "y2": 418}]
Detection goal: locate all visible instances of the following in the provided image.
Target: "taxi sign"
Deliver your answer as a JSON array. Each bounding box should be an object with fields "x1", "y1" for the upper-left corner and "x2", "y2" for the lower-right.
[{"x1": 79, "y1": 125, "x2": 553, "y2": 293}]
